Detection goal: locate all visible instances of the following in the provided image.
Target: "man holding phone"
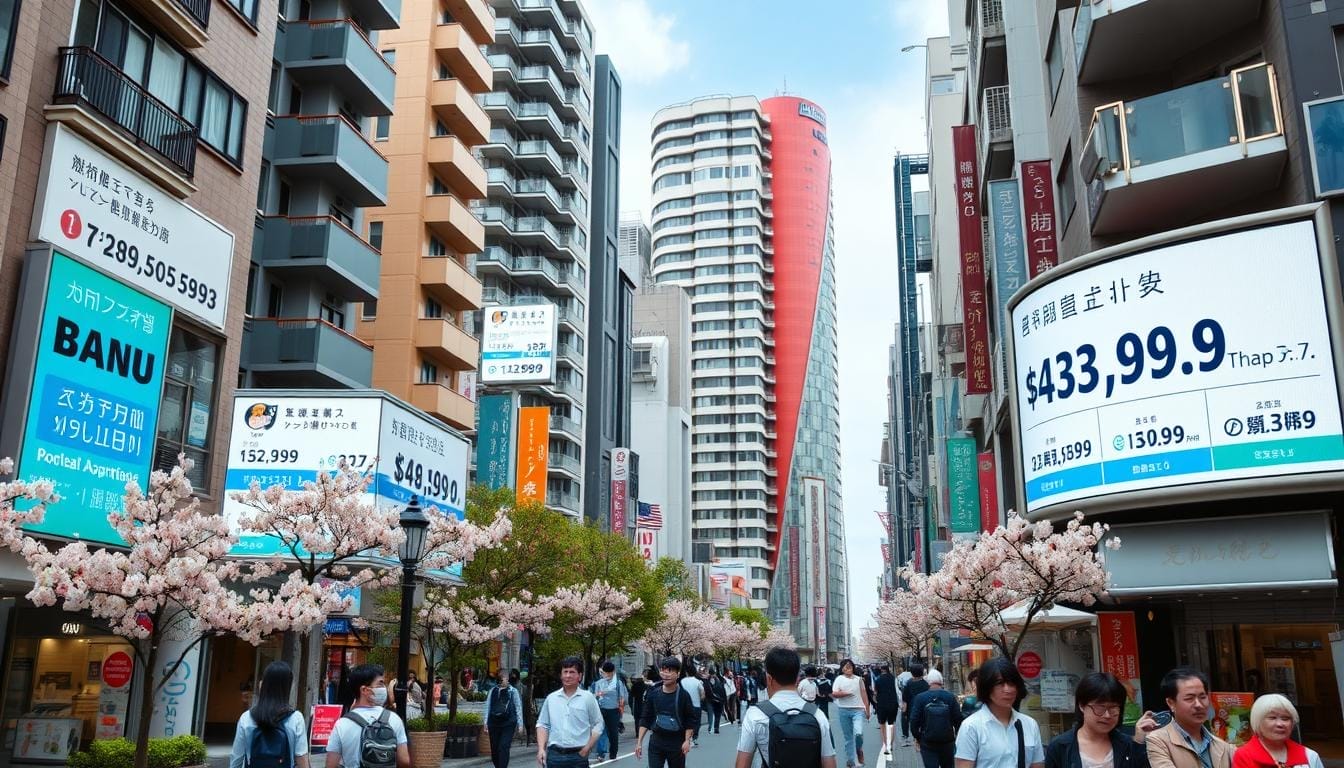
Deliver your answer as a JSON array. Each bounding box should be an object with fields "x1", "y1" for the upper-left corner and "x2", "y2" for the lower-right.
[{"x1": 1146, "y1": 668, "x2": 1231, "y2": 768}]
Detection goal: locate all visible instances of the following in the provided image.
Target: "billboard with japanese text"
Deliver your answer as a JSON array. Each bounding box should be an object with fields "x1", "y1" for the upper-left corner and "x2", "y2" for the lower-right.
[
  {"x1": 480, "y1": 304, "x2": 557, "y2": 384},
  {"x1": 514, "y1": 406, "x2": 549, "y2": 505},
  {"x1": 475, "y1": 394, "x2": 513, "y2": 489},
  {"x1": 1097, "y1": 612, "x2": 1143, "y2": 726},
  {"x1": 947, "y1": 437, "x2": 980, "y2": 535},
  {"x1": 989, "y1": 179, "x2": 1026, "y2": 322},
  {"x1": 1020, "y1": 161, "x2": 1058, "y2": 278},
  {"x1": 952, "y1": 126, "x2": 992, "y2": 394},
  {"x1": 1010, "y1": 212, "x2": 1344, "y2": 517}
]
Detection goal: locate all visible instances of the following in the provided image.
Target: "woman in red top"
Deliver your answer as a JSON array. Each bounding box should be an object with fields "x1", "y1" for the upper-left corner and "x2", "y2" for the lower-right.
[{"x1": 1232, "y1": 694, "x2": 1324, "y2": 768}]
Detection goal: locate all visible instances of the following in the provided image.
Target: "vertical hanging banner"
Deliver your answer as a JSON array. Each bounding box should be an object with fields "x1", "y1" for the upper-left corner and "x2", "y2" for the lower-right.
[
  {"x1": 636, "y1": 528, "x2": 656, "y2": 564},
  {"x1": 804, "y1": 478, "x2": 827, "y2": 606},
  {"x1": 978, "y1": 451, "x2": 999, "y2": 532},
  {"x1": 1020, "y1": 161, "x2": 1058, "y2": 277},
  {"x1": 988, "y1": 179, "x2": 1027, "y2": 320},
  {"x1": 947, "y1": 437, "x2": 981, "y2": 535},
  {"x1": 611, "y1": 447, "x2": 630, "y2": 534},
  {"x1": 789, "y1": 526, "x2": 802, "y2": 617},
  {"x1": 1098, "y1": 611, "x2": 1143, "y2": 725},
  {"x1": 475, "y1": 394, "x2": 513, "y2": 490},
  {"x1": 815, "y1": 606, "x2": 828, "y2": 657},
  {"x1": 514, "y1": 406, "x2": 549, "y2": 505},
  {"x1": 952, "y1": 126, "x2": 992, "y2": 394}
]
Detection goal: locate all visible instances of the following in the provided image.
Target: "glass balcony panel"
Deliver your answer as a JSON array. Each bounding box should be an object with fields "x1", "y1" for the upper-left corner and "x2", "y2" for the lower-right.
[
  {"x1": 1236, "y1": 65, "x2": 1279, "y2": 140},
  {"x1": 1124, "y1": 77, "x2": 1236, "y2": 167}
]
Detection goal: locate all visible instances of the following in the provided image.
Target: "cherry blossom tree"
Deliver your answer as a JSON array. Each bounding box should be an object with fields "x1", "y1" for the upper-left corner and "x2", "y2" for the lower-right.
[
  {"x1": 546, "y1": 580, "x2": 642, "y2": 680},
  {"x1": 230, "y1": 463, "x2": 405, "y2": 711},
  {"x1": 864, "y1": 587, "x2": 940, "y2": 665},
  {"x1": 754, "y1": 625, "x2": 799, "y2": 656},
  {"x1": 639, "y1": 599, "x2": 721, "y2": 659},
  {"x1": 911, "y1": 511, "x2": 1119, "y2": 658},
  {"x1": 0, "y1": 458, "x2": 58, "y2": 550}
]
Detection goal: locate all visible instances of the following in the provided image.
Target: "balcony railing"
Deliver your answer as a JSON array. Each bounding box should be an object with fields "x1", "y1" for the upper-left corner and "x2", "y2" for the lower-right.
[
  {"x1": 53, "y1": 47, "x2": 197, "y2": 177},
  {"x1": 175, "y1": 0, "x2": 210, "y2": 28},
  {"x1": 980, "y1": 85, "x2": 1011, "y2": 151}
]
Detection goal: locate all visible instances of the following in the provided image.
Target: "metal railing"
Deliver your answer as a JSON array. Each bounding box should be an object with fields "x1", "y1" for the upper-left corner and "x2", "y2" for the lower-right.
[
  {"x1": 176, "y1": 0, "x2": 211, "y2": 28},
  {"x1": 980, "y1": 85, "x2": 1012, "y2": 150},
  {"x1": 53, "y1": 47, "x2": 198, "y2": 177}
]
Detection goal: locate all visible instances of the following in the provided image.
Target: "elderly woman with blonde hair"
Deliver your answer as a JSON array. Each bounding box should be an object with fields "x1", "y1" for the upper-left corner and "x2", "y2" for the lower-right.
[{"x1": 1231, "y1": 694, "x2": 1324, "y2": 768}]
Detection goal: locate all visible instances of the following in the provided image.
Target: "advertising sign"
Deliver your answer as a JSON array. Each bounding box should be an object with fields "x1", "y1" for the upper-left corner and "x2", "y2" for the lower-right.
[
  {"x1": 815, "y1": 606, "x2": 828, "y2": 656},
  {"x1": 1011, "y1": 216, "x2": 1344, "y2": 515},
  {"x1": 977, "y1": 452, "x2": 999, "y2": 532},
  {"x1": 789, "y1": 526, "x2": 801, "y2": 617},
  {"x1": 480, "y1": 304, "x2": 557, "y2": 384},
  {"x1": 475, "y1": 394, "x2": 513, "y2": 490},
  {"x1": 1210, "y1": 692, "x2": 1254, "y2": 746},
  {"x1": 947, "y1": 438, "x2": 980, "y2": 535},
  {"x1": 223, "y1": 391, "x2": 469, "y2": 556},
  {"x1": 515, "y1": 406, "x2": 549, "y2": 505},
  {"x1": 611, "y1": 447, "x2": 630, "y2": 533},
  {"x1": 952, "y1": 126, "x2": 992, "y2": 394},
  {"x1": 803, "y1": 478, "x2": 827, "y2": 606},
  {"x1": 32, "y1": 124, "x2": 233, "y2": 329},
  {"x1": 636, "y1": 528, "x2": 656, "y2": 564},
  {"x1": 310, "y1": 705, "x2": 344, "y2": 749},
  {"x1": 11, "y1": 250, "x2": 171, "y2": 545},
  {"x1": 989, "y1": 179, "x2": 1027, "y2": 320},
  {"x1": 1020, "y1": 161, "x2": 1058, "y2": 278},
  {"x1": 1098, "y1": 611, "x2": 1143, "y2": 725},
  {"x1": 709, "y1": 560, "x2": 749, "y2": 609},
  {"x1": 149, "y1": 637, "x2": 201, "y2": 738}
]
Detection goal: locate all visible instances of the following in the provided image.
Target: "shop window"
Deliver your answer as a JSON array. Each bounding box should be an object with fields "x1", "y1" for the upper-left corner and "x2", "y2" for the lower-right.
[{"x1": 153, "y1": 326, "x2": 218, "y2": 491}]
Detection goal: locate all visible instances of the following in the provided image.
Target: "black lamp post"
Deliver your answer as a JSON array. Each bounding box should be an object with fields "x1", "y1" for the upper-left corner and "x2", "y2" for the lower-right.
[{"x1": 395, "y1": 495, "x2": 429, "y2": 724}]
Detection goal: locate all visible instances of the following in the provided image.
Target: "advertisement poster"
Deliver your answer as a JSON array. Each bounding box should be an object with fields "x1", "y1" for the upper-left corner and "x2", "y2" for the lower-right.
[
  {"x1": 310, "y1": 705, "x2": 343, "y2": 750},
  {"x1": 1210, "y1": 692, "x2": 1254, "y2": 746},
  {"x1": 96, "y1": 650, "x2": 133, "y2": 741},
  {"x1": 803, "y1": 478, "x2": 827, "y2": 605},
  {"x1": 12, "y1": 718, "x2": 81, "y2": 762},
  {"x1": 480, "y1": 304, "x2": 557, "y2": 384},
  {"x1": 636, "y1": 528, "x2": 656, "y2": 564},
  {"x1": 952, "y1": 125, "x2": 992, "y2": 394},
  {"x1": 1097, "y1": 612, "x2": 1143, "y2": 725},
  {"x1": 1020, "y1": 161, "x2": 1058, "y2": 278},
  {"x1": 1040, "y1": 670, "x2": 1079, "y2": 713},
  {"x1": 514, "y1": 406, "x2": 549, "y2": 505},
  {"x1": 947, "y1": 438, "x2": 980, "y2": 535},
  {"x1": 710, "y1": 561, "x2": 749, "y2": 609},
  {"x1": 989, "y1": 178, "x2": 1027, "y2": 323},
  {"x1": 475, "y1": 394, "x2": 513, "y2": 490},
  {"x1": 1265, "y1": 658, "x2": 1298, "y2": 702},
  {"x1": 977, "y1": 451, "x2": 999, "y2": 532},
  {"x1": 611, "y1": 447, "x2": 630, "y2": 533}
]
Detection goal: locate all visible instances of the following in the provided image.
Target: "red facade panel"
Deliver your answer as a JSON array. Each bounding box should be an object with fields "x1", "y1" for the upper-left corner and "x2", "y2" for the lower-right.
[{"x1": 761, "y1": 96, "x2": 831, "y2": 573}]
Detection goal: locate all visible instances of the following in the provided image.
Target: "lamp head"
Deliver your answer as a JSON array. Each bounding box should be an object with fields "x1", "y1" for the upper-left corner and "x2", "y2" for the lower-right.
[{"x1": 399, "y1": 495, "x2": 429, "y2": 565}]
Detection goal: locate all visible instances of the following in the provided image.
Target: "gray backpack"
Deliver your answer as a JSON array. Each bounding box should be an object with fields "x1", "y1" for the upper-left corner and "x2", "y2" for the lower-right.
[{"x1": 343, "y1": 710, "x2": 397, "y2": 768}]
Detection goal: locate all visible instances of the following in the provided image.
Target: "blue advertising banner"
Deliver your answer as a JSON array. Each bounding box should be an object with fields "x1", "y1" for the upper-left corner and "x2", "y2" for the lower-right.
[
  {"x1": 947, "y1": 437, "x2": 981, "y2": 535},
  {"x1": 988, "y1": 179, "x2": 1026, "y2": 323},
  {"x1": 19, "y1": 251, "x2": 171, "y2": 544},
  {"x1": 476, "y1": 394, "x2": 513, "y2": 490}
]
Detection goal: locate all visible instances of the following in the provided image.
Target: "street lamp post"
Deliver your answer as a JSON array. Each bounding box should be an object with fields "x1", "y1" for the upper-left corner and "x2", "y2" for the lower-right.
[{"x1": 395, "y1": 496, "x2": 429, "y2": 724}]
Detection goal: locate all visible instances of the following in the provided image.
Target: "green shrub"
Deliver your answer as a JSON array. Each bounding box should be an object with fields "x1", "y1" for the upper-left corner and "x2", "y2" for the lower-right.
[
  {"x1": 405, "y1": 717, "x2": 434, "y2": 733},
  {"x1": 68, "y1": 735, "x2": 206, "y2": 768},
  {"x1": 446, "y1": 711, "x2": 482, "y2": 726}
]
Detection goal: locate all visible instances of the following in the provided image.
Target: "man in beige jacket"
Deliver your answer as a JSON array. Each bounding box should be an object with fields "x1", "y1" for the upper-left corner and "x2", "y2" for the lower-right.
[{"x1": 1147, "y1": 668, "x2": 1232, "y2": 768}]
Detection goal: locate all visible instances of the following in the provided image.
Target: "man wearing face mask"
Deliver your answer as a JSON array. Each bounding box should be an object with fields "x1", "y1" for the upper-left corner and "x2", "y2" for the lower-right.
[{"x1": 326, "y1": 664, "x2": 411, "y2": 768}]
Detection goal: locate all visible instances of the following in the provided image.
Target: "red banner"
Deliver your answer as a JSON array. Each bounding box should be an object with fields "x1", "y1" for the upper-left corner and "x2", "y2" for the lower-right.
[
  {"x1": 1098, "y1": 611, "x2": 1143, "y2": 724},
  {"x1": 611, "y1": 447, "x2": 630, "y2": 533},
  {"x1": 310, "y1": 705, "x2": 343, "y2": 748},
  {"x1": 1020, "y1": 161, "x2": 1058, "y2": 277},
  {"x1": 789, "y1": 526, "x2": 801, "y2": 616},
  {"x1": 977, "y1": 451, "x2": 998, "y2": 532},
  {"x1": 952, "y1": 126, "x2": 991, "y2": 394}
]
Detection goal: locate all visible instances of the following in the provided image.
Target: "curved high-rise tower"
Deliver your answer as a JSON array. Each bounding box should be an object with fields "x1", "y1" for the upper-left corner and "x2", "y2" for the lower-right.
[{"x1": 650, "y1": 95, "x2": 847, "y2": 657}]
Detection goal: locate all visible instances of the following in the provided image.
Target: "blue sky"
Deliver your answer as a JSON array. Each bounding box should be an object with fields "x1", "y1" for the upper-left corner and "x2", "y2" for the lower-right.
[{"x1": 583, "y1": 0, "x2": 950, "y2": 644}]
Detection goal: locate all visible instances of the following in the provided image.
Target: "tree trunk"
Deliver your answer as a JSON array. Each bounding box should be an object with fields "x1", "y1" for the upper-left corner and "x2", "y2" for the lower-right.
[
  {"x1": 295, "y1": 631, "x2": 314, "y2": 714},
  {"x1": 447, "y1": 658, "x2": 460, "y2": 721},
  {"x1": 134, "y1": 632, "x2": 162, "y2": 768}
]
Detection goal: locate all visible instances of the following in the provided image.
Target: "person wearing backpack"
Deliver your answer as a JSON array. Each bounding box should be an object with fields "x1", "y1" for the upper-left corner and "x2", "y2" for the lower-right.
[
  {"x1": 635, "y1": 657, "x2": 697, "y2": 768},
  {"x1": 734, "y1": 647, "x2": 837, "y2": 768},
  {"x1": 486, "y1": 668, "x2": 524, "y2": 768},
  {"x1": 325, "y1": 664, "x2": 410, "y2": 768},
  {"x1": 229, "y1": 661, "x2": 308, "y2": 768},
  {"x1": 589, "y1": 661, "x2": 627, "y2": 760},
  {"x1": 911, "y1": 670, "x2": 963, "y2": 768}
]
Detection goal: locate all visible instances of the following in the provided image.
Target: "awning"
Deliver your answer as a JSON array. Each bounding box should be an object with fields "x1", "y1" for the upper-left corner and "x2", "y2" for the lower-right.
[
  {"x1": 949, "y1": 643, "x2": 995, "y2": 653},
  {"x1": 999, "y1": 601, "x2": 1097, "y2": 630}
]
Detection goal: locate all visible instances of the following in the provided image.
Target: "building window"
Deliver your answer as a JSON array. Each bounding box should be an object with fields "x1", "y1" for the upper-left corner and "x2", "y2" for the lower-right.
[
  {"x1": 375, "y1": 115, "x2": 390, "y2": 141},
  {"x1": 1056, "y1": 144, "x2": 1077, "y2": 229},
  {"x1": 227, "y1": 0, "x2": 257, "y2": 25},
  {"x1": 437, "y1": 62, "x2": 449, "y2": 80},
  {"x1": 434, "y1": 119, "x2": 449, "y2": 137},
  {"x1": 1046, "y1": 21, "x2": 1064, "y2": 104},
  {"x1": 154, "y1": 326, "x2": 218, "y2": 491},
  {"x1": 419, "y1": 361, "x2": 438, "y2": 383},
  {"x1": 255, "y1": 160, "x2": 269, "y2": 210},
  {"x1": 431, "y1": 176, "x2": 448, "y2": 195},
  {"x1": 244, "y1": 264, "x2": 257, "y2": 316},
  {"x1": 428, "y1": 235, "x2": 447, "y2": 256},
  {"x1": 267, "y1": 62, "x2": 281, "y2": 113},
  {"x1": 0, "y1": 113, "x2": 6, "y2": 162},
  {"x1": 0, "y1": 0, "x2": 18, "y2": 81},
  {"x1": 320, "y1": 301, "x2": 345, "y2": 327},
  {"x1": 362, "y1": 300, "x2": 377, "y2": 319},
  {"x1": 368, "y1": 221, "x2": 383, "y2": 251},
  {"x1": 266, "y1": 282, "x2": 283, "y2": 316},
  {"x1": 424, "y1": 297, "x2": 442, "y2": 319}
]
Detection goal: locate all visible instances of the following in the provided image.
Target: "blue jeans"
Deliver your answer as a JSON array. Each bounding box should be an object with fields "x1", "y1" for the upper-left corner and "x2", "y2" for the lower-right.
[
  {"x1": 837, "y1": 708, "x2": 866, "y2": 766},
  {"x1": 545, "y1": 747, "x2": 589, "y2": 768}
]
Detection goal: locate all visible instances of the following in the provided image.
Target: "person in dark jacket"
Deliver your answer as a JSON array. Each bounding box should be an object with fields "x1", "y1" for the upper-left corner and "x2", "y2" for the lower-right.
[
  {"x1": 631, "y1": 668, "x2": 651, "y2": 731},
  {"x1": 911, "y1": 670, "x2": 963, "y2": 768},
  {"x1": 874, "y1": 665, "x2": 900, "y2": 755},
  {"x1": 1045, "y1": 673, "x2": 1158, "y2": 768},
  {"x1": 901, "y1": 663, "x2": 931, "y2": 747},
  {"x1": 706, "y1": 670, "x2": 727, "y2": 734},
  {"x1": 816, "y1": 670, "x2": 834, "y2": 717},
  {"x1": 636, "y1": 658, "x2": 697, "y2": 768}
]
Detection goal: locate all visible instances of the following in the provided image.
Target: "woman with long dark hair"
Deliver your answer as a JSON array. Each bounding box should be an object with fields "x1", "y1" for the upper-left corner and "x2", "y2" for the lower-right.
[
  {"x1": 229, "y1": 661, "x2": 309, "y2": 768},
  {"x1": 1045, "y1": 673, "x2": 1155, "y2": 768},
  {"x1": 954, "y1": 658, "x2": 1043, "y2": 768}
]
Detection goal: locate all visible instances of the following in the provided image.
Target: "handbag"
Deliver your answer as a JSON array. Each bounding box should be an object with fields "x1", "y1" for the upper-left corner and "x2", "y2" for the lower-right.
[{"x1": 653, "y1": 688, "x2": 685, "y2": 734}]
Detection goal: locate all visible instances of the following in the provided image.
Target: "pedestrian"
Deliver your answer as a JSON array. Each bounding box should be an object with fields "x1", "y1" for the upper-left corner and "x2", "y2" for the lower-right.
[
  {"x1": 433, "y1": 676, "x2": 444, "y2": 708},
  {"x1": 733, "y1": 647, "x2": 837, "y2": 768},
  {"x1": 707, "y1": 669, "x2": 727, "y2": 734},
  {"x1": 325, "y1": 664, "x2": 410, "y2": 768},
  {"x1": 535, "y1": 657, "x2": 604, "y2": 768},
  {"x1": 902, "y1": 663, "x2": 931, "y2": 748},
  {"x1": 1146, "y1": 668, "x2": 1233, "y2": 768},
  {"x1": 635, "y1": 657, "x2": 697, "y2": 768},
  {"x1": 960, "y1": 669, "x2": 982, "y2": 718},
  {"x1": 678, "y1": 666, "x2": 706, "y2": 746},
  {"x1": 229, "y1": 661, "x2": 308, "y2": 768},
  {"x1": 816, "y1": 668, "x2": 834, "y2": 718},
  {"x1": 1233, "y1": 694, "x2": 1325, "y2": 768},
  {"x1": 589, "y1": 660, "x2": 627, "y2": 761},
  {"x1": 485, "y1": 668, "x2": 524, "y2": 768},
  {"x1": 834, "y1": 658, "x2": 871, "y2": 768},
  {"x1": 404, "y1": 671, "x2": 424, "y2": 720},
  {"x1": 631, "y1": 667, "x2": 651, "y2": 730},
  {"x1": 799, "y1": 665, "x2": 820, "y2": 703},
  {"x1": 738, "y1": 669, "x2": 759, "y2": 720},
  {"x1": 953, "y1": 658, "x2": 1044, "y2": 768},
  {"x1": 911, "y1": 669, "x2": 964, "y2": 768},
  {"x1": 723, "y1": 670, "x2": 738, "y2": 724},
  {"x1": 1046, "y1": 672, "x2": 1156, "y2": 768},
  {"x1": 874, "y1": 664, "x2": 899, "y2": 755}
]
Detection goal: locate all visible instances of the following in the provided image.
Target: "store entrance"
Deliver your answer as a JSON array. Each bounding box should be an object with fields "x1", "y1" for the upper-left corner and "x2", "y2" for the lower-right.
[{"x1": 202, "y1": 635, "x2": 282, "y2": 745}]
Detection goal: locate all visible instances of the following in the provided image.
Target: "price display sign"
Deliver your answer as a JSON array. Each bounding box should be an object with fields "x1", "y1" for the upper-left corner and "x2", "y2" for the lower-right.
[
  {"x1": 1010, "y1": 214, "x2": 1344, "y2": 516},
  {"x1": 480, "y1": 304, "x2": 556, "y2": 384}
]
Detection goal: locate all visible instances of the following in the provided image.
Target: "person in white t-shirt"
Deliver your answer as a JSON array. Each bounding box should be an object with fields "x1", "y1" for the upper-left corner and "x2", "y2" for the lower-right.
[
  {"x1": 679, "y1": 670, "x2": 706, "y2": 746},
  {"x1": 326, "y1": 665, "x2": 410, "y2": 768},
  {"x1": 229, "y1": 661, "x2": 309, "y2": 768},
  {"x1": 735, "y1": 648, "x2": 837, "y2": 768}
]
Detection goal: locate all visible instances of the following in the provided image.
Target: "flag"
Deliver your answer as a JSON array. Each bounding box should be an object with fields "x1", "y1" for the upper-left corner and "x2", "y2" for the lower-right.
[{"x1": 636, "y1": 502, "x2": 662, "y2": 530}]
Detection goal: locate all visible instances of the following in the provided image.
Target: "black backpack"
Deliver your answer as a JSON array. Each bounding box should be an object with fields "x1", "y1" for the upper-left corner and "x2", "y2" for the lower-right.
[
  {"x1": 756, "y1": 701, "x2": 822, "y2": 768},
  {"x1": 343, "y1": 710, "x2": 398, "y2": 768},
  {"x1": 488, "y1": 687, "x2": 513, "y2": 727},
  {"x1": 247, "y1": 721, "x2": 291, "y2": 768},
  {"x1": 920, "y1": 696, "x2": 956, "y2": 744}
]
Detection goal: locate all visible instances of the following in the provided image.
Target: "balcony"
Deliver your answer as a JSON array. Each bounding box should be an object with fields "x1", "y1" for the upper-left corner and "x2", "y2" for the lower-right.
[
  {"x1": 548, "y1": 489, "x2": 581, "y2": 516},
  {"x1": 1082, "y1": 63, "x2": 1286, "y2": 236},
  {"x1": 415, "y1": 317, "x2": 479, "y2": 369},
  {"x1": 51, "y1": 47, "x2": 198, "y2": 185},
  {"x1": 549, "y1": 413, "x2": 582, "y2": 440},
  {"x1": 281, "y1": 20, "x2": 396, "y2": 117},
  {"x1": 241, "y1": 318, "x2": 373, "y2": 389},
  {"x1": 968, "y1": 0, "x2": 1005, "y2": 92},
  {"x1": 556, "y1": 306, "x2": 583, "y2": 333},
  {"x1": 980, "y1": 85, "x2": 1013, "y2": 180},
  {"x1": 427, "y1": 135, "x2": 487, "y2": 199},
  {"x1": 1074, "y1": 0, "x2": 1259, "y2": 86},
  {"x1": 410, "y1": 382, "x2": 475, "y2": 431},
  {"x1": 431, "y1": 79, "x2": 490, "y2": 146},
  {"x1": 556, "y1": 342, "x2": 583, "y2": 367},
  {"x1": 551, "y1": 378, "x2": 583, "y2": 401},
  {"x1": 494, "y1": 19, "x2": 565, "y2": 70},
  {"x1": 425, "y1": 194, "x2": 484, "y2": 253},
  {"x1": 348, "y1": 0, "x2": 400, "y2": 31},
  {"x1": 441, "y1": 0, "x2": 492, "y2": 41},
  {"x1": 270, "y1": 115, "x2": 388, "y2": 206},
  {"x1": 433, "y1": 23, "x2": 491, "y2": 91},
  {"x1": 549, "y1": 452, "x2": 582, "y2": 477},
  {"x1": 125, "y1": 0, "x2": 208, "y2": 47},
  {"x1": 420, "y1": 255, "x2": 481, "y2": 311},
  {"x1": 254, "y1": 216, "x2": 380, "y2": 302}
]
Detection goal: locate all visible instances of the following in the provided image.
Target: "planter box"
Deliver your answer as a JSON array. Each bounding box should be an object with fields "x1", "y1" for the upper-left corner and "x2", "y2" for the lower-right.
[
  {"x1": 443, "y1": 723, "x2": 481, "y2": 759},
  {"x1": 408, "y1": 730, "x2": 447, "y2": 768}
]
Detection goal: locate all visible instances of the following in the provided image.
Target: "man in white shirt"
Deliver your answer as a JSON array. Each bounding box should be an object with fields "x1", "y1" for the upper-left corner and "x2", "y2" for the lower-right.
[
  {"x1": 735, "y1": 648, "x2": 837, "y2": 768},
  {"x1": 536, "y1": 657, "x2": 604, "y2": 768},
  {"x1": 325, "y1": 664, "x2": 410, "y2": 768},
  {"x1": 679, "y1": 668, "x2": 706, "y2": 746}
]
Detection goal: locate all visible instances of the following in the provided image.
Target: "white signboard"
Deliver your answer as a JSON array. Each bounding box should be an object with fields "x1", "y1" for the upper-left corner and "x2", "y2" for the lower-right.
[
  {"x1": 480, "y1": 304, "x2": 557, "y2": 384},
  {"x1": 802, "y1": 477, "x2": 827, "y2": 609},
  {"x1": 1011, "y1": 218, "x2": 1344, "y2": 515},
  {"x1": 224, "y1": 391, "x2": 469, "y2": 556},
  {"x1": 636, "y1": 528, "x2": 657, "y2": 565},
  {"x1": 31, "y1": 124, "x2": 234, "y2": 329}
]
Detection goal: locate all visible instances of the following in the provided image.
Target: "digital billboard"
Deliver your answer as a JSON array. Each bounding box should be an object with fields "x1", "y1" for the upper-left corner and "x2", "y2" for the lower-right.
[{"x1": 480, "y1": 304, "x2": 557, "y2": 384}]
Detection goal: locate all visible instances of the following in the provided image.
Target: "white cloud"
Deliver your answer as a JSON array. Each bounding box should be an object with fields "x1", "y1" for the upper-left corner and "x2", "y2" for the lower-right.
[{"x1": 584, "y1": 0, "x2": 691, "y2": 85}]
